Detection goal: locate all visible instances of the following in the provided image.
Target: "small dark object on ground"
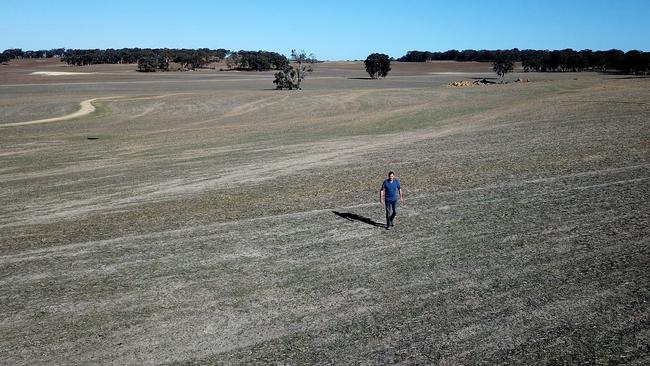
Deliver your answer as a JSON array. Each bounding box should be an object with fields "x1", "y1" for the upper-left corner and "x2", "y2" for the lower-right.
[{"x1": 87, "y1": 137, "x2": 99, "y2": 140}]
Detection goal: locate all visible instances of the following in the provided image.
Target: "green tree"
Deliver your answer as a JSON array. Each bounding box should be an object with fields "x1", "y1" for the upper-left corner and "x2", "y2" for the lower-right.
[
  {"x1": 493, "y1": 51, "x2": 514, "y2": 81},
  {"x1": 157, "y1": 56, "x2": 169, "y2": 71},
  {"x1": 137, "y1": 57, "x2": 157, "y2": 72},
  {"x1": 364, "y1": 53, "x2": 391, "y2": 78},
  {"x1": 174, "y1": 52, "x2": 205, "y2": 70},
  {"x1": 225, "y1": 53, "x2": 240, "y2": 69},
  {"x1": 2, "y1": 48, "x2": 24, "y2": 59},
  {"x1": 137, "y1": 56, "x2": 168, "y2": 72},
  {"x1": 273, "y1": 49, "x2": 313, "y2": 90}
]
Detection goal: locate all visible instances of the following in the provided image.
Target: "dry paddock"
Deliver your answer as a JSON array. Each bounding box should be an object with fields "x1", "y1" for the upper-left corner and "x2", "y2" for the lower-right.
[{"x1": 1, "y1": 60, "x2": 649, "y2": 365}]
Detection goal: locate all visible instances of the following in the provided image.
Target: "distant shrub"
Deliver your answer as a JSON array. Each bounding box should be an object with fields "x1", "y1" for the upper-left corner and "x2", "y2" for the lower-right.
[{"x1": 273, "y1": 50, "x2": 313, "y2": 90}]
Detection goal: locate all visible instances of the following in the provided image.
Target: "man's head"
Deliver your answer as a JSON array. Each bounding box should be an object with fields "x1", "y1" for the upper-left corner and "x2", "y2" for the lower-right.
[{"x1": 388, "y1": 171, "x2": 394, "y2": 181}]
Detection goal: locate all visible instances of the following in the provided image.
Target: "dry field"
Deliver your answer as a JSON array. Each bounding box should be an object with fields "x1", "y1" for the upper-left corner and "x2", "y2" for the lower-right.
[{"x1": 1, "y1": 59, "x2": 648, "y2": 365}]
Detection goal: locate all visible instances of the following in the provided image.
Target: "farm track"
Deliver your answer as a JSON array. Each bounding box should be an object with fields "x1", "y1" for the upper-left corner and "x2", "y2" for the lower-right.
[
  {"x1": 0, "y1": 97, "x2": 110, "y2": 127},
  {"x1": 0, "y1": 94, "x2": 189, "y2": 127}
]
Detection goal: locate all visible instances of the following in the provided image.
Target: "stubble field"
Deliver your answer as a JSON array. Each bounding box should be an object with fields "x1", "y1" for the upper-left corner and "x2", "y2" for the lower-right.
[{"x1": 1, "y1": 59, "x2": 648, "y2": 365}]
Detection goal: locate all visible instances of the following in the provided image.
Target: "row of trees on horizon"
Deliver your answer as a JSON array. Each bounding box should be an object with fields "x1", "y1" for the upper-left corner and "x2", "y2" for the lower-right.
[
  {"x1": 0, "y1": 48, "x2": 318, "y2": 72},
  {"x1": 399, "y1": 48, "x2": 650, "y2": 74},
  {"x1": 2, "y1": 47, "x2": 649, "y2": 74},
  {"x1": 134, "y1": 49, "x2": 292, "y2": 72}
]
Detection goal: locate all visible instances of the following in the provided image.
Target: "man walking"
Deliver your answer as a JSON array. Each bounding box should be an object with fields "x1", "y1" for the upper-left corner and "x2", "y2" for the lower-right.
[{"x1": 380, "y1": 171, "x2": 403, "y2": 230}]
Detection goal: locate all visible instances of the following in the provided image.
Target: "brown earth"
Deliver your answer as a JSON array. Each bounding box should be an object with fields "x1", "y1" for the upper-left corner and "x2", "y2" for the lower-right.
[{"x1": 0, "y1": 59, "x2": 648, "y2": 365}]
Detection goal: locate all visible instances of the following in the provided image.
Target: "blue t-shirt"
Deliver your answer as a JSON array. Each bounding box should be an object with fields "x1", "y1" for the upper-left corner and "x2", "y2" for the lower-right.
[{"x1": 381, "y1": 178, "x2": 401, "y2": 202}]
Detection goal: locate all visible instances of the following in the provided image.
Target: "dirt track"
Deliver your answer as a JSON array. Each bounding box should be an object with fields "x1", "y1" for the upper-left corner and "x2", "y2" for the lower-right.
[
  {"x1": 0, "y1": 94, "x2": 194, "y2": 127},
  {"x1": 0, "y1": 60, "x2": 648, "y2": 365},
  {"x1": 0, "y1": 97, "x2": 105, "y2": 127}
]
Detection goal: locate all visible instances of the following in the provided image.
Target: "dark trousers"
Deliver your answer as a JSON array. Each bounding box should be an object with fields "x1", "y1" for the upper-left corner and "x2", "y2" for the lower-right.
[{"x1": 385, "y1": 200, "x2": 397, "y2": 226}]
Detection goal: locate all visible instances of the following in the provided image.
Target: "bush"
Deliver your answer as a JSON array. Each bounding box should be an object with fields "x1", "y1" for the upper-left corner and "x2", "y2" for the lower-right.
[{"x1": 273, "y1": 50, "x2": 313, "y2": 90}]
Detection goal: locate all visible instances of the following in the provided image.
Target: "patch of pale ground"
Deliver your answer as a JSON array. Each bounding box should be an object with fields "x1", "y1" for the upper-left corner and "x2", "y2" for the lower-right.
[{"x1": 30, "y1": 71, "x2": 97, "y2": 76}]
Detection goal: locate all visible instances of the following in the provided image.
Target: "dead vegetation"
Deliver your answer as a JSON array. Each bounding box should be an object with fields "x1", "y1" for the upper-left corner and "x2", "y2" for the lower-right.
[{"x1": 449, "y1": 78, "x2": 531, "y2": 87}]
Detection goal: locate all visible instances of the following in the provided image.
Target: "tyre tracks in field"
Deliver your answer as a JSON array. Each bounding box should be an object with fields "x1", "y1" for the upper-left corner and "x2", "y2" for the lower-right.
[
  {"x1": 222, "y1": 94, "x2": 290, "y2": 118},
  {"x1": 0, "y1": 93, "x2": 188, "y2": 128},
  {"x1": 2, "y1": 163, "x2": 647, "y2": 263}
]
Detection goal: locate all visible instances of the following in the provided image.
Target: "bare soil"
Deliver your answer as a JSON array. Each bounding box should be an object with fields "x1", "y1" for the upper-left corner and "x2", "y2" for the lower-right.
[{"x1": 0, "y1": 59, "x2": 648, "y2": 365}]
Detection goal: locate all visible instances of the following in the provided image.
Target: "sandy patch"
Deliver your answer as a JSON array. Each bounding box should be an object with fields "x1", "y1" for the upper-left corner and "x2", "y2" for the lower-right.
[{"x1": 30, "y1": 71, "x2": 97, "y2": 76}]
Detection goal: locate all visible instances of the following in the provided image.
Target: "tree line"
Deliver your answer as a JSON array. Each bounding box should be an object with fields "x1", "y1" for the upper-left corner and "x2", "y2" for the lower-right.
[
  {"x1": 225, "y1": 50, "x2": 292, "y2": 71},
  {"x1": 136, "y1": 50, "x2": 291, "y2": 72},
  {"x1": 398, "y1": 49, "x2": 650, "y2": 74},
  {"x1": 62, "y1": 48, "x2": 231, "y2": 70},
  {"x1": 1, "y1": 48, "x2": 229, "y2": 67},
  {"x1": 4, "y1": 47, "x2": 648, "y2": 75},
  {"x1": 1, "y1": 48, "x2": 66, "y2": 62},
  {"x1": 0, "y1": 48, "x2": 300, "y2": 72}
]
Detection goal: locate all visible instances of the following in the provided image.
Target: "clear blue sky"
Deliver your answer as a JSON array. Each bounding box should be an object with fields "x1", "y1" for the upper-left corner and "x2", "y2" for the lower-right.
[{"x1": 2, "y1": 0, "x2": 649, "y2": 60}]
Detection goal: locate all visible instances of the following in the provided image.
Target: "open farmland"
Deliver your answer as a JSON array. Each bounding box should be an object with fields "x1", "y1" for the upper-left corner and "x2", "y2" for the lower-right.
[{"x1": 1, "y1": 60, "x2": 648, "y2": 365}]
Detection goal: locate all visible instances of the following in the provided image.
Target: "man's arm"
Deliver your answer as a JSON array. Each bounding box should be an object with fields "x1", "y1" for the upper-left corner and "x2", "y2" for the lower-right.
[
  {"x1": 398, "y1": 188, "x2": 403, "y2": 202},
  {"x1": 380, "y1": 188, "x2": 385, "y2": 203}
]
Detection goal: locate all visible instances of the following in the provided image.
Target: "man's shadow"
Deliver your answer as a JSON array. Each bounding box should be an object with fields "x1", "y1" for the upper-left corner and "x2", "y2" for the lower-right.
[{"x1": 332, "y1": 211, "x2": 384, "y2": 227}]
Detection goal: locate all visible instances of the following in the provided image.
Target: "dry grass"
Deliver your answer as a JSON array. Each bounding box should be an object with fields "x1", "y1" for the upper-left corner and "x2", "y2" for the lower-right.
[{"x1": 1, "y1": 60, "x2": 648, "y2": 365}]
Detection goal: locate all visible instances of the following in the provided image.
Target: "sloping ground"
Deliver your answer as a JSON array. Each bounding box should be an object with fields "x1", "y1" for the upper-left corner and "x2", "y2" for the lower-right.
[{"x1": 0, "y1": 70, "x2": 648, "y2": 364}]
